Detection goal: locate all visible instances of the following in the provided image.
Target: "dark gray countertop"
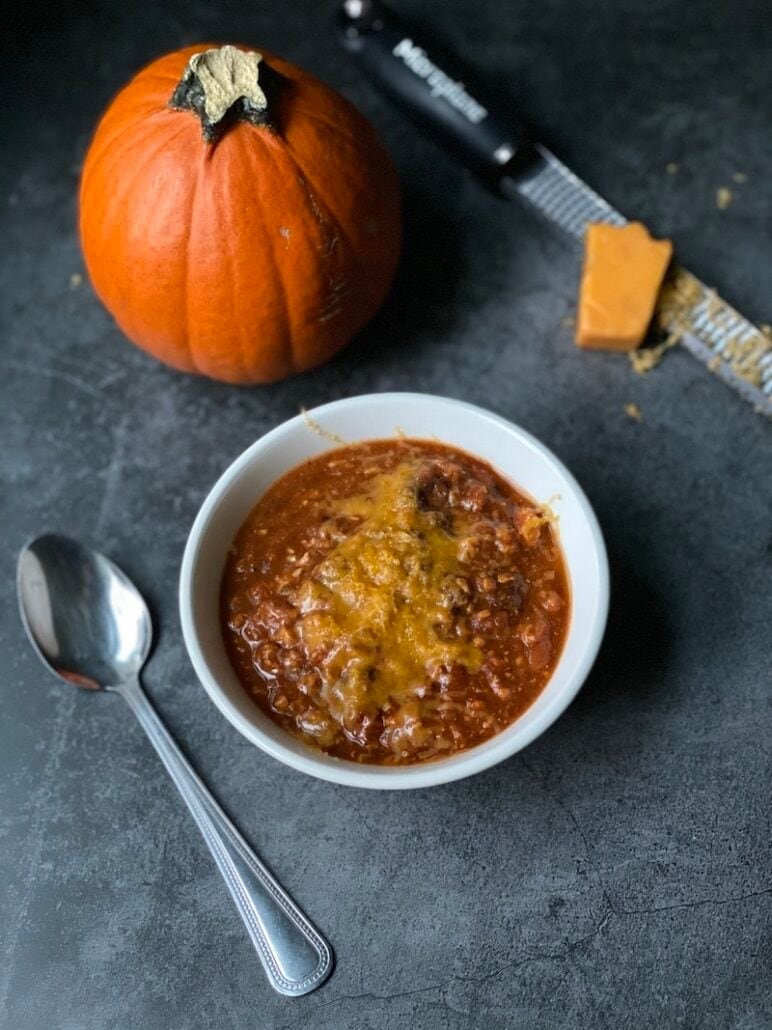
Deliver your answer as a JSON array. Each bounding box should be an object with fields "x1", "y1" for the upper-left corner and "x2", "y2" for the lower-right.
[{"x1": 2, "y1": 1, "x2": 771, "y2": 1027}]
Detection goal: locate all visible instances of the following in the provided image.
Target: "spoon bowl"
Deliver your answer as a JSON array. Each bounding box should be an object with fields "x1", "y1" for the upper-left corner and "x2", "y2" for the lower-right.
[{"x1": 18, "y1": 533, "x2": 151, "y2": 690}]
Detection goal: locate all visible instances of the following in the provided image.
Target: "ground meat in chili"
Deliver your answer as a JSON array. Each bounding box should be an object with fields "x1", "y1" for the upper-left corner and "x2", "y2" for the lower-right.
[{"x1": 221, "y1": 439, "x2": 569, "y2": 765}]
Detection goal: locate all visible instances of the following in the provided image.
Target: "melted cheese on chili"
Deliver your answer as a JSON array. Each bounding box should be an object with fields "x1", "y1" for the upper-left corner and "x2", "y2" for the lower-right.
[{"x1": 291, "y1": 461, "x2": 483, "y2": 727}]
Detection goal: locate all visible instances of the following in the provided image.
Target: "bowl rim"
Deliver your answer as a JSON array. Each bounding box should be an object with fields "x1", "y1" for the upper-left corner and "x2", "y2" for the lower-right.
[{"x1": 179, "y1": 392, "x2": 609, "y2": 790}]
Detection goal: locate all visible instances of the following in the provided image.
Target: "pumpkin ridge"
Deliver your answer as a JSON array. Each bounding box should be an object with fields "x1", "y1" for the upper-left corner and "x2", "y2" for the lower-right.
[
  {"x1": 82, "y1": 121, "x2": 196, "y2": 352},
  {"x1": 280, "y1": 142, "x2": 370, "y2": 312},
  {"x1": 218, "y1": 176, "x2": 253, "y2": 382},
  {"x1": 87, "y1": 121, "x2": 193, "y2": 240},
  {"x1": 245, "y1": 133, "x2": 314, "y2": 375},
  {"x1": 181, "y1": 152, "x2": 205, "y2": 375},
  {"x1": 220, "y1": 132, "x2": 265, "y2": 383},
  {"x1": 82, "y1": 113, "x2": 190, "y2": 196}
]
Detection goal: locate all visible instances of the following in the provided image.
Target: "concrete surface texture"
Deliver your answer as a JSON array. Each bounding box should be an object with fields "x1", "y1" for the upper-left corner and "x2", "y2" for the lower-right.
[{"x1": 1, "y1": 0, "x2": 770, "y2": 1027}]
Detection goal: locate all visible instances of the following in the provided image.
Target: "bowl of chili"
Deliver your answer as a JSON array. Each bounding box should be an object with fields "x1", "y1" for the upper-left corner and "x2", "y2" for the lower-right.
[{"x1": 180, "y1": 393, "x2": 608, "y2": 789}]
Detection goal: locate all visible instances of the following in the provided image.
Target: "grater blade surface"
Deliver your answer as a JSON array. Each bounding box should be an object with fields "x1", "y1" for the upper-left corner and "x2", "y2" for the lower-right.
[{"x1": 504, "y1": 145, "x2": 771, "y2": 415}]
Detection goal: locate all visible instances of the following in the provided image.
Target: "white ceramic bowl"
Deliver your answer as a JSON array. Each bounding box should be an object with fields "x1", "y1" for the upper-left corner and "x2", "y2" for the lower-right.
[{"x1": 180, "y1": 393, "x2": 608, "y2": 790}]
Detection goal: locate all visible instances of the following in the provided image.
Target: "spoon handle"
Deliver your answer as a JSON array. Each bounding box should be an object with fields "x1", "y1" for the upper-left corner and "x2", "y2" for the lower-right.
[{"x1": 115, "y1": 676, "x2": 333, "y2": 997}]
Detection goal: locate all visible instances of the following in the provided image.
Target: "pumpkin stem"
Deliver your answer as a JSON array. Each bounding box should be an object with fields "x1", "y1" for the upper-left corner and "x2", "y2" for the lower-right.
[{"x1": 169, "y1": 45, "x2": 271, "y2": 142}]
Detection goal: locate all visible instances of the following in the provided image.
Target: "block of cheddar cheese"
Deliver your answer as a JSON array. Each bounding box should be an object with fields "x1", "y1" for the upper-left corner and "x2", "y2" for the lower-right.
[{"x1": 576, "y1": 222, "x2": 673, "y2": 351}]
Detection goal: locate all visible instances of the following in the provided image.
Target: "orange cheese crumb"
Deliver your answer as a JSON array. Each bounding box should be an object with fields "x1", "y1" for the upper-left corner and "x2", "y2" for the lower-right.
[{"x1": 576, "y1": 222, "x2": 673, "y2": 352}]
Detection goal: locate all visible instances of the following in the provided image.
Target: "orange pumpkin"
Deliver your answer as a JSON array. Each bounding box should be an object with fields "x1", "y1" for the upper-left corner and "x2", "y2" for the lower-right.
[{"x1": 79, "y1": 44, "x2": 401, "y2": 383}]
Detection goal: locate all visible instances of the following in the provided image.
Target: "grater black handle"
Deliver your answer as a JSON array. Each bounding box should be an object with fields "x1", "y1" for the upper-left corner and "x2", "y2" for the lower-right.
[{"x1": 337, "y1": 0, "x2": 534, "y2": 187}]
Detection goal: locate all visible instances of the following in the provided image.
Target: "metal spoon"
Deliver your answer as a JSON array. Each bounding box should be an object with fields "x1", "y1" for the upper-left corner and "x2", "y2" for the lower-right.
[{"x1": 17, "y1": 533, "x2": 333, "y2": 997}]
